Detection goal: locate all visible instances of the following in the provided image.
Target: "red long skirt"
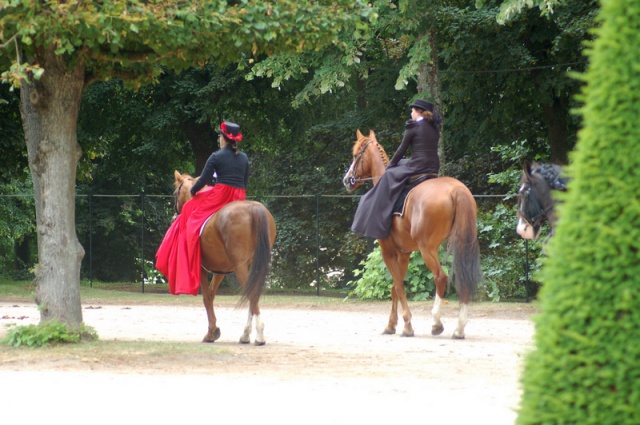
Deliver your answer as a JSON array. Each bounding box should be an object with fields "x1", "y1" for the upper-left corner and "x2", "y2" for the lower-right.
[{"x1": 155, "y1": 184, "x2": 246, "y2": 295}]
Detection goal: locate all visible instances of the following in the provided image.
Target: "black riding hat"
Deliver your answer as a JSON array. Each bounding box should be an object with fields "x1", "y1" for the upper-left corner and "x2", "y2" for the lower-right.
[
  {"x1": 409, "y1": 99, "x2": 434, "y2": 112},
  {"x1": 217, "y1": 121, "x2": 243, "y2": 142}
]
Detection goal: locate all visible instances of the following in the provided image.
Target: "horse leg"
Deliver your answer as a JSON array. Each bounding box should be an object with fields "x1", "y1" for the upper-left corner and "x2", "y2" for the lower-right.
[
  {"x1": 453, "y1": 303, "x2": 469, "y2": 340},
  {"x1": 431, "y1": 293, "x2": 444, "y2": 336},
  {"x1": 240, "y1": 310, "x2": 252, "y2": 344},
  {"x1": 235, "y1": 265, "x2": 267, "y2": 345},
  {"x1": 420, "y1": 248, "x2": 448, "y2": 336},
  {"x1": 451, "y1": 274, "x2": 470, "y2": 340},
  {"x1": 239, "y1": 302, "x2": 265, "y2": 346},
  {"x1": 201, "y1": 273, "x2": 224, "y2": 343},
  {"x1": 427, "y1": 254, "x2": 467, "y2": 339},
  {"x1": 379, "y1": 240, "x2": 413, "y2": 336},
  {"x1": 395, "y1": 275, "x2": 414, "y2": 337},
  {"x1": 384, "y1": 286, "x2": 399, "y2": 334},
  {"x1": 241, "y1": 301, "x2": 265, "y2": 346}
]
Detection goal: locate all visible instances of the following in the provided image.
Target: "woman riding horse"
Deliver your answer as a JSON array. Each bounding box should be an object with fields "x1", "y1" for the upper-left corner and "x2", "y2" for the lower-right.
[
  {"x1": 156, "y1": 121, "x2": 248, "y2": 295},
  {"x1": 344, "y1": 118, "x2": 481, "y2": 339},
  {"x1": 351, "y1": 99, "x2": 441, "y2": 239}
]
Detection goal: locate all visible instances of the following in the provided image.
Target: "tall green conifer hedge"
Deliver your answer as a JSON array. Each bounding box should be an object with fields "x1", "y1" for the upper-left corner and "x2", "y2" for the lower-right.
[{"x1": 517, "y1": 0, "x2": 640, "y2": 423}]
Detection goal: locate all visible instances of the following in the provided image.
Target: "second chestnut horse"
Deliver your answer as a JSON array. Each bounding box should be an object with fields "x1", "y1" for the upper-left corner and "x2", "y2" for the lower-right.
[{"x1": 343, "y1": 130, "x2": 481, "y2": 339}]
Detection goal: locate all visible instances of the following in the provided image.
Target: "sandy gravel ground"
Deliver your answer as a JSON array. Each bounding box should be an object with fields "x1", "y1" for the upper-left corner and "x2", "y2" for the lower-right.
[{"x1": 0, "y1": 299, "x2": 536, "y2": 425}]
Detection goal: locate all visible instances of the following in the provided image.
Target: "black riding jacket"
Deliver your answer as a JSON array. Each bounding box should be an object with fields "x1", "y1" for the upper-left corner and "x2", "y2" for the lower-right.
[
  {"x1": 388, "y1": 119, "x2": 440, "y2": 175},
  {"x1": 191, "y1": 146, "x2": 249, "y2": 194}
]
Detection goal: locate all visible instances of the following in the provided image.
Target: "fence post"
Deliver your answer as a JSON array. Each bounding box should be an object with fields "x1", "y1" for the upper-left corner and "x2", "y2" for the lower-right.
[
  {"x1": 88, "y1": 193, "x2": 93, "y2": 288},
  {"x1": 525, "y1": 239, "x2": 530, "y2": 303},
  {"x1": 141, "y1": 193, "x2": 145, "y2": 294},
  {"x1": 316, "y1": 194, "x2": 320, "y2": 296}
]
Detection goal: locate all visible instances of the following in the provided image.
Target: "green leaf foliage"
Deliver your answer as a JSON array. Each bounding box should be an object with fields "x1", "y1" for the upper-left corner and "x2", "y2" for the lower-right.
[
  {"x1": 517, "y1": 0, "x2": 640, "y2": 423},
  {"x1": 1, "y1": 0, "x2": 373, "y2": 87},
  {"x1": 437, "y1": 0, "x2": 596, "y2": 166},
  {"x1": 347, "y1": 242, "x2": 446, "y2": 301},
  {"x1": 2, "y1": 320, "x2": 98, "y2": 348}
]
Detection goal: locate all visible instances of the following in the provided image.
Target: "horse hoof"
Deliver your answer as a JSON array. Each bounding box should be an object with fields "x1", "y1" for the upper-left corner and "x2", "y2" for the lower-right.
[
  {"x1": 254, "y1": 340, "x2": 266, "y2": 346},
  {"x1": 202, "y1": 327, "x2": 221, "y2": 343},
  {"x1": 383, "y1": 328, "x2": 396, "y2": 335},
  {"x1": 431, "y1": 324, "x2": 444, "y2": 336},
  {"x1": 452, "y1": 332, "x2": 465, "y2": 340},
  {"x1": 401, "y1": 330, "x2": 414, "y2": 337},
  {"x1": 239, "y1": 337, "x2": 250, "y2": 344}
]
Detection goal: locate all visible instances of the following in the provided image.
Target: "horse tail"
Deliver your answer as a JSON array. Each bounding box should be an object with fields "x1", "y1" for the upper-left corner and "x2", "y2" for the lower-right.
[
  {"x1": 447, "y1": 186, "x2": 482, "y2": 303},
  {"x1": 240, "y1": 204, "x2": 273, "y2": 306}
]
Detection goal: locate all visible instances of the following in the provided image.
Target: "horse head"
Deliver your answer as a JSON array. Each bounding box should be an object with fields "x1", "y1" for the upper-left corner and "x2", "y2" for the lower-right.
[
  {"x1": 342, "y1": 130, "x2": 388, "y2": 193},
  {"x1": 516, "y1": 160, "x2": 568, "y2": 240},
  {"x1": 173, "y1": 170, "x2": 196, "y2": 215}
]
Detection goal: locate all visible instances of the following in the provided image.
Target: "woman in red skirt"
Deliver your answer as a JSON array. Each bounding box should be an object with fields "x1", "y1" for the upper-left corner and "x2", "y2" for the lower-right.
[{"x1": 156, "y1": 121, "x2": 248, "y2": 295}]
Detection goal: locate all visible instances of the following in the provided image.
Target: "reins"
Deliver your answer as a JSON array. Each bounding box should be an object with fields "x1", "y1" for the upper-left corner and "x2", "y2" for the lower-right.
[
  {"x1": 173, "y1": 181, "x2": 185, "y2": 215},
  {"x1": 347, "y1": 139, "x2": 376, "y2": 186}
]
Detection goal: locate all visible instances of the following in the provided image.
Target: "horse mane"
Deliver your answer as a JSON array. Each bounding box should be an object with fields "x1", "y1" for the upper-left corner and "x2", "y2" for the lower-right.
[
  {"x1": 375, "y1": 141, "x2": 390, "y2": 167},
  {"x1": 530, "y1": 162, "x2": 569, "y2": 191},
  {"x1": 354, "y1": 131, "x2": 390, "y2": 167}
]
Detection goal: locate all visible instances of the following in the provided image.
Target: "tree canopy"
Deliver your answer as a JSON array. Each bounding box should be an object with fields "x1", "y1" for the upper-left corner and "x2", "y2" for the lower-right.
[
  {"x1": 0, "y1": 0, "x2": 374, "y2": 326},
  {"x1": 1, "y1": 0, "x2": 374, "y2": 86}
]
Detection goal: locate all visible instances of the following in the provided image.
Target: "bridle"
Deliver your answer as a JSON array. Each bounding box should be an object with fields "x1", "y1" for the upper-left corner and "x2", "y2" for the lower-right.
[
  {"x1": 517, "y1": 181, "x2": 552, "y2": 230},
  {"x1": 346, "y1": 139, "x2": 376, "y2": 186},
  {"x1": 173, "y1": 180, "x2": 187, "y2": 215}
]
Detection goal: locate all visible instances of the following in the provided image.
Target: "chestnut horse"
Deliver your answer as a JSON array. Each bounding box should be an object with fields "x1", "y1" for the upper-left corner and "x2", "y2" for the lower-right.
[
  {"x1": 173, "y1": 171, "x2": 276, "y2": 345},
  {"x1": 343, "y1": 130, "x2": 481, "y2": 339}
]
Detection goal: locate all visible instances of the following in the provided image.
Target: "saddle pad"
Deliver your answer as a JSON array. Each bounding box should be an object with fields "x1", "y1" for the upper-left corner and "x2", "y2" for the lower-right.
[
  {"x1": 392, "y1": 174, "x2": 434, "y2": 217},
  {"x1": 199, "y1": 213, "x2": 215, "y2": 236},
  {"x1": 392, "y1": 186, "x2": 417, "y2": 217}
]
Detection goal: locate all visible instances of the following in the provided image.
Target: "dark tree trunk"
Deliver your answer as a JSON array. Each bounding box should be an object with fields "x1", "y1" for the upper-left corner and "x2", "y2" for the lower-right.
[
  {"x1": 20, "y1": 49, "x2": 86, "y2": 326},
  {"x1": 182, "y1": 120, "x2": 216, "y2": 175},
  {"x1": 542, "y1": 98, "x2": 571, "y2": 165},
  {"x1": 418, "y1": 31, "x2": 445, "y2": 174}
]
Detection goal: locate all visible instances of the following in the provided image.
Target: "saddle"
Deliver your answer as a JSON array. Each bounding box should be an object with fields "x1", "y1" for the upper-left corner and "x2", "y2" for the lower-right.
[{"x1": 392, "y1": 173, "x2": 437, "y2": 217}]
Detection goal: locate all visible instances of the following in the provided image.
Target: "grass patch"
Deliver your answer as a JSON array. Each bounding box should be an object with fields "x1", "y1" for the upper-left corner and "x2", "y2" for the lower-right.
[
  {"x1": 0, "y1": 279, "x2": 363, "y2": 308},
  {"x1": 0, "y1": 338, "x2": 229, "y2": 372},
  {"x1": 0, "y1": 279, "x2": 34, "y2": 301}
]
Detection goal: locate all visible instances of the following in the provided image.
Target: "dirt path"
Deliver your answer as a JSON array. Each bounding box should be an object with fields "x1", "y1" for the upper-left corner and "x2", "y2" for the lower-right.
[{"x1": 0, "y1": 300, "x2": 536, "y2": 425}]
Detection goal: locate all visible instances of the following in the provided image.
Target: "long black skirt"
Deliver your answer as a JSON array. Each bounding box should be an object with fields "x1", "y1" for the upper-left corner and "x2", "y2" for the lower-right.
[{"x1": 350, "y1": 162, "x2": 411, "y2": 239}]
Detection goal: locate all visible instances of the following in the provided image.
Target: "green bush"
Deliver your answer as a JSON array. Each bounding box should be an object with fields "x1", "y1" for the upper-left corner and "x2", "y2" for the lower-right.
[
  {"x1": 2, "y1": 320, "x2": 98, "y2": 348},
  {"x1": 347, "y1": 241, "x2": 445, "y2": 301},
  {"x1": 517, "y1": 0, "x2": 640, "y2": 423}
]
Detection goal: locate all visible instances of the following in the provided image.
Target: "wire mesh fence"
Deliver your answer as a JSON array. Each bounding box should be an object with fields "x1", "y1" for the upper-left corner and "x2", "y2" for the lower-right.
[{"x1": 0, "y1": 192, "x2": 540, "y2": 300}]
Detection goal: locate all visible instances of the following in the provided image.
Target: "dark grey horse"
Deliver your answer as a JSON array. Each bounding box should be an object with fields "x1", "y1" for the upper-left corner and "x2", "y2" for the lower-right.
[{"x1": 516, "y1": 160, "x2": 569, "y2": 240}]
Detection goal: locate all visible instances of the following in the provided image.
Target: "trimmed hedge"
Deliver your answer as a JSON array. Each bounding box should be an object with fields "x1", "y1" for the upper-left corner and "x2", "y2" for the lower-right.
[{"x1": 517, "y1": 0, "x2": 640, "y2": 424}]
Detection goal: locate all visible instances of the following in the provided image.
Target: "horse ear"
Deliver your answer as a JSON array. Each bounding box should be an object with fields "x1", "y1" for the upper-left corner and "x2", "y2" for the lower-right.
[
  {"x1": 522, "y1": 160, "x2": 533, "y2": 178},
  {"x1": 356, "y1": 129, "x2": 363, "y2": 139},
  {"x1": 174, "y1": 170, "x2": 183, "y2": 182},
  {"x1": 369, "y1": 130, "x2": 376, "y2": 141}
]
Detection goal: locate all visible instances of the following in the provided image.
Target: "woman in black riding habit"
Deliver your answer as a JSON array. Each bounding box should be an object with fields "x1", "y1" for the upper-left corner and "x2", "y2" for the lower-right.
[
  {"x1": 351, "y1": 99, "x2": 442, "y2": 239},
  {"x1": 156, "y1": 121, "x2": 249, "y2": 295}
]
